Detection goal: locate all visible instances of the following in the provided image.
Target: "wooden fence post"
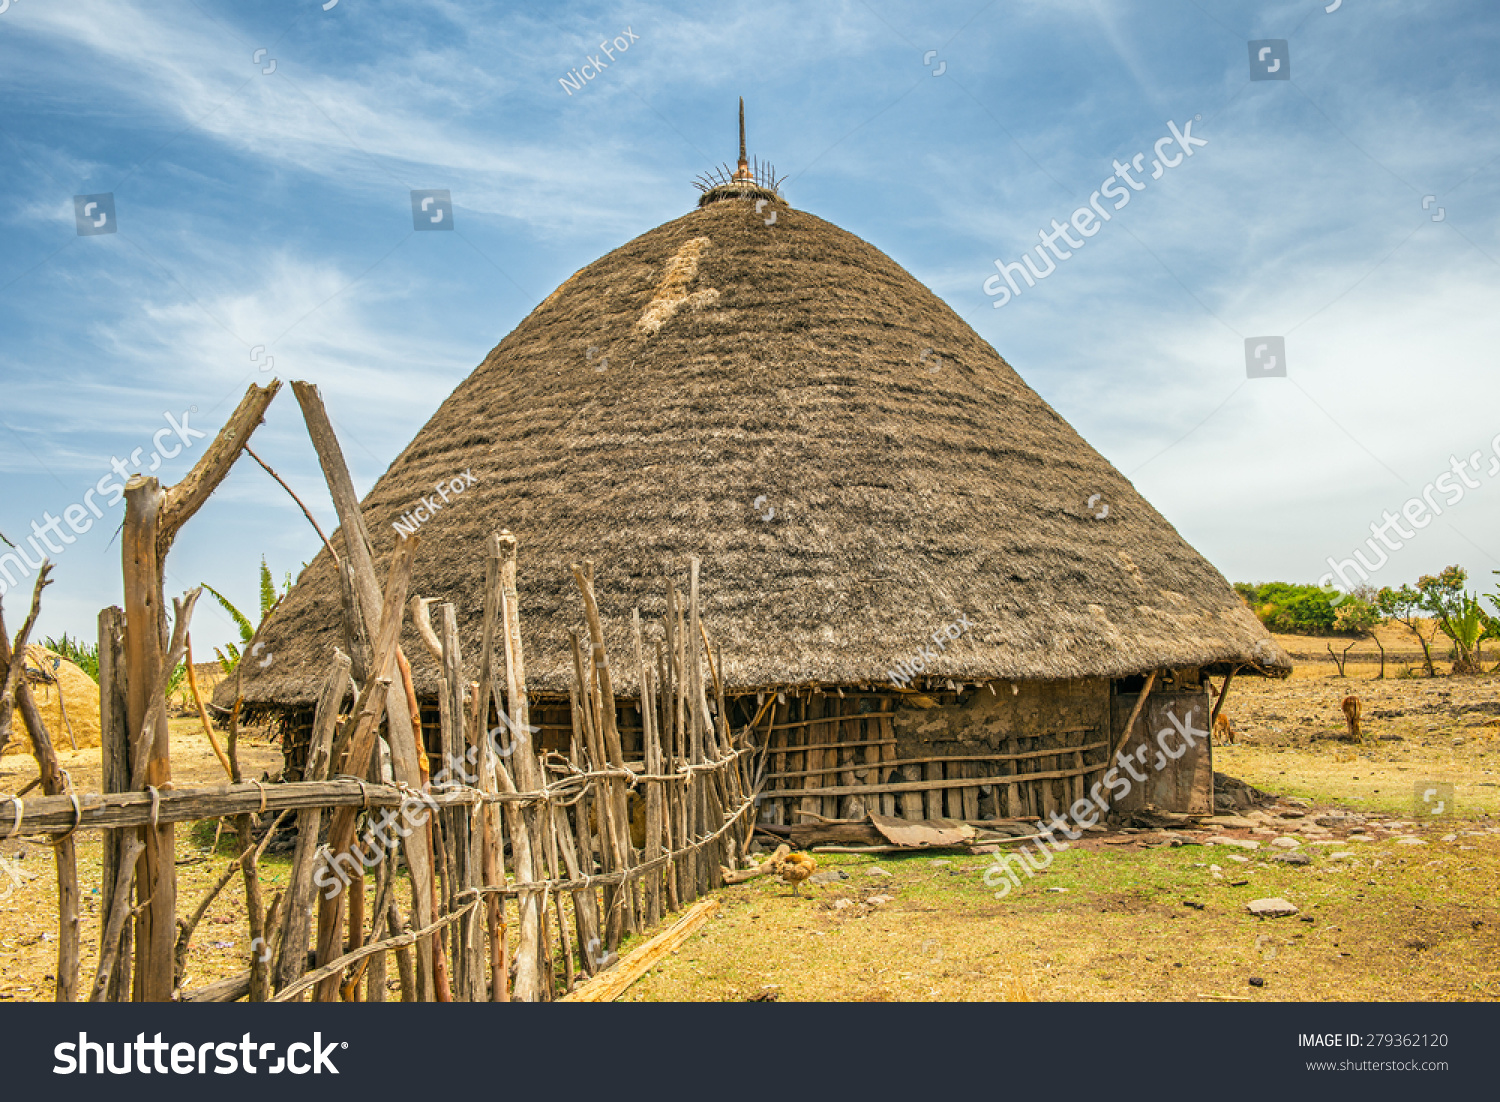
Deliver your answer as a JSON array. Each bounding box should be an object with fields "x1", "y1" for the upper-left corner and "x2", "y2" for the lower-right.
[
  {"x1": 118, "y1": 381, "x2": 280, "y2": 1001},
  {"x1": 294, "y1": 380, "x2": 436, "y2": 1000}
]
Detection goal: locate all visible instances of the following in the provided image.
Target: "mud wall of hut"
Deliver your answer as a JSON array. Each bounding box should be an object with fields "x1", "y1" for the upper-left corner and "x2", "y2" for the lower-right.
[{"x1": 752, "y1": 680, "x2": 1114, "y2": 827}]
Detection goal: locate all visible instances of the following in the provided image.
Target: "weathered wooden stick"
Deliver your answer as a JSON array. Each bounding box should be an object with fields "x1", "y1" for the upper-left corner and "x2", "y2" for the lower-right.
[
  {"x1": 474, "y1": 545, "x2": 510, "y2": 1002},
  {"x1": 1112, "y1": 670, "x2": 1159, "y2": 764},
  {"x1": 634, "y1": 611, "x2": 664, "y2": 928},
  {"x1": 438, "y1": 603, "x2": 483, "y2": 1001},
  {"x1": 720, "y1": 844, "x2": 790, "y2": 883},
  {"x1": 550, "y1": 797, "x2": 599, "y2": 978},
  {"x1": 559, "y1": 898, "x2": 720, "y2": 1003},
  {"x1": 309, "y1": 540, "x2": 414, "y2": 1002},
  {"x1": 295, "y1": 380, "x2": 435, "y2": 1000},
  {"x1": 0, "y1": 566, "x2": 80, "y2": 1002},
  {"x1": 174, "y1": 810, "x2": 289, "y2": 991},
  {"x1": 409, "y1": 596, "x2": 444, "y2": 663},
  {"x1": 124, "y1": 382, "x2": 280, "y2": 1003},
  {"x1": 349, "y1": 845, "x2": 397, "y2": 1002},
  {"x1": 177, "y1": 951, "x2": 315, "y2": 1003},
  {"x1": 275, "y1": 898, "x2": 481, "y2": 1003},
  {"x1": 767, "y1": 741, "x2": 1110, "y2": 780},
  {"x1": 1210, "y1": 665, "x2": 1239, "y2": 727},
  {"x1": 389, "y1": 901, "x2": 415, "y2": 1002},
  {"x1": 183, "y1": 636, "x2": 233, "y2": 780},
  {"x1": 237, "y1": 814, "x2": 271, "y2": 1001},
  {"x1": 96, "y1": 607, "x2": 132, "y2": 1001},
  {"x1": 0, "y1": 567, "x2": 48, "y2": 747},
  {"x1": 127, "y1": 590, "x2": 200, "y2": 795},
  {"x1": 665, "y1": 589, "x2": 687, "y2": 900},
  {"x1": 242, "y1": 444, "x2": 339, "y2": 565},
  {"x1": 88, "y1": 832, "x2": 146, "y2": 1002},
  {"x1": 497, "y1": 534, "x2": 545, "y2": 1001},
  {"x1": 568, "y1": 631, "x2": 619, "y2": 916},
  {"x1": 572, "y1": 560, "x2": 634, "y2": 935},
  {"x1": 274, "y1": 651, "x2": 351, "y2": 994}
]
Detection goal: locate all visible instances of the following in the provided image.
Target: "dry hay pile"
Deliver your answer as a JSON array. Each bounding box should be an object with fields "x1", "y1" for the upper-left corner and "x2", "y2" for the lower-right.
[
  {"x1": 169, "y1": 662, "x2": 226, "y2": 710},
  {"x1": 1, "y1": 646, "x2": 101, "y2": 755}
]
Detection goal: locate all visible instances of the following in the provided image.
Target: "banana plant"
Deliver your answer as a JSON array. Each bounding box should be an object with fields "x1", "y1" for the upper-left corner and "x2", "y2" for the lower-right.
[
  {"x1": 204, "y1": 557, "x2": 290, "y2": 674},
  {"x1": 1435, "y1": 590, "x2": 1492, "y2": 675}
]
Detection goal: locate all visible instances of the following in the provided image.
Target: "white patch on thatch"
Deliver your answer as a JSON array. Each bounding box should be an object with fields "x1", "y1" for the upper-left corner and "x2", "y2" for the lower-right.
[{"x1": 636, "y1": 236, "x2": 719, "y2": 335}]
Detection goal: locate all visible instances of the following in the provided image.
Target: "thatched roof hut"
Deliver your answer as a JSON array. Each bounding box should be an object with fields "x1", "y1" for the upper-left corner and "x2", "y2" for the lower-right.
[
  {"x1": 228, "y1": 207, "x2": 1285, "y2": 704},
  {"x1": 221, "y1": 111, "x2": 1287, "y2": 817}
]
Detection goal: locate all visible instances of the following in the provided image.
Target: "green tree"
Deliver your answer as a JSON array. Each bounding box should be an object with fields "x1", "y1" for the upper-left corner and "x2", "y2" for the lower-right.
[
  {"x1": 1417, "y1": 566, "x2": 1492, "y2": 675},
  {"x1": 1376, "y1": 584, "x2": 1438, "y2": 677}
]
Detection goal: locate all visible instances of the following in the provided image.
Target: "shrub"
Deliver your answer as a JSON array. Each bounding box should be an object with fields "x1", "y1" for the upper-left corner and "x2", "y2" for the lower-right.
[
  {"x1": 1235, "y1": 581, "x2": 1359, "y2": 635},
  {"x1": 40, "y1": 633, "x2": 99, "y2": 682}
]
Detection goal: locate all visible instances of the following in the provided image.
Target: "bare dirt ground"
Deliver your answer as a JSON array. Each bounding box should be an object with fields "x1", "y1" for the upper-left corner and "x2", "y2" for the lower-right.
[{"x1": 2, "y1": 627, "x2": 1496, "y2": 1002}]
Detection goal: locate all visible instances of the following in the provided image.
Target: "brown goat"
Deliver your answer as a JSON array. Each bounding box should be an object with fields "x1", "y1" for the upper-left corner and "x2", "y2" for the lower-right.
[
  {"x1": 1213, "y1": 713, "x2": 1238, "y2": 744},
  {"x1": 1342, "y1": 695, "x2": 1362, "y2": 742}
]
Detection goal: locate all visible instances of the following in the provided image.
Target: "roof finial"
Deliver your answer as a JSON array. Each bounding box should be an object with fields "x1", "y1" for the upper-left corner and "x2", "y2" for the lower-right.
[
  {"x1": 691, "y1": 97, "x2": 785, "y2": 206},
  {"x1": 734, "y1": 96, "x2": 751, "y2": 182}
]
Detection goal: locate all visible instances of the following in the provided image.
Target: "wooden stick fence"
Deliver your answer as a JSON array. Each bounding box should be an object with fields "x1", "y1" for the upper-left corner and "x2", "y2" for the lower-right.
[{"x1": 0, "y1": 380, "x2": 755, "y2": 1003}]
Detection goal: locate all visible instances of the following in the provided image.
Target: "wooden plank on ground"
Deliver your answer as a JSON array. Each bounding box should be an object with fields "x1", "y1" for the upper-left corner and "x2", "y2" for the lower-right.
[{"x1": 559, "y1": 898, "x2": 720, "y2": 1003}]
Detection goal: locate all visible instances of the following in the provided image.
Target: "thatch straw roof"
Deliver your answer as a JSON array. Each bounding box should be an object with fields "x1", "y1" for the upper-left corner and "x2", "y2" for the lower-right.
[{"x1": 223, "y1": 196, "x2": 1289, "y2": 706}]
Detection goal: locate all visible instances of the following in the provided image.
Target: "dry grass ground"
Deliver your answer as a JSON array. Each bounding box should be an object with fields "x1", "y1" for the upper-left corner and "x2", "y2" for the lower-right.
[
  {"x1": 0, "y1": 718, "x2": 284, "y2": 1001},
  {"x1": 2, "y1": 629, "x2": 1495, "y2": 1003},
  {"x1": 626, "y1": 632, "x2": 1500, "y2": 1002}
]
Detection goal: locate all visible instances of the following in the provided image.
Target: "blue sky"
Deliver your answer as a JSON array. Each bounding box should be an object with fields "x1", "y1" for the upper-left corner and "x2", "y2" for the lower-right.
[{"x1": 1, "y1": 0, "x2": 1498, "y2": 651}]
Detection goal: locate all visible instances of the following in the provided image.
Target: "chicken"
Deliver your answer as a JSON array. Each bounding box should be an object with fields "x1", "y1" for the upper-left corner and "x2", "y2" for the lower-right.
[{"x1": 775, "y1": 851, "x2": 818, "y2": 896}]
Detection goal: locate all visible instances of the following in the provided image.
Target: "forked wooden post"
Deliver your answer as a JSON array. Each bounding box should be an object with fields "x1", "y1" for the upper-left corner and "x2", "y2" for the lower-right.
[{"x1": 121, "y1": 380, "x2": 279, "y2": 1001}]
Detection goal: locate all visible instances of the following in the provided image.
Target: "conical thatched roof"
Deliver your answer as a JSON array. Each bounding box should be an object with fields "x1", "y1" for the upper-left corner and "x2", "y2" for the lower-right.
[{"x1": 225, "y1": 195, "x2": 1289, "y2": 706}]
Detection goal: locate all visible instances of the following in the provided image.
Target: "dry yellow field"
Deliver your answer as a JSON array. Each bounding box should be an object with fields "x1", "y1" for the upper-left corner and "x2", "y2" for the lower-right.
[{"x1": 2, "y1": 634, "x2": 1496, "y2": 1003}]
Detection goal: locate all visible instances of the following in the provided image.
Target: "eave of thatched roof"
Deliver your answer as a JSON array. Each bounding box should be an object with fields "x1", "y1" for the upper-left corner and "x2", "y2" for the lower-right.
[{"x1": 217, "y1": 197, "x2": 1290, "y2": 708}]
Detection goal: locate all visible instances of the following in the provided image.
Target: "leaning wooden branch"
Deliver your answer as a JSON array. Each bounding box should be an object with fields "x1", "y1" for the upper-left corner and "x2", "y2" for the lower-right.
[
  {"x1": 1111, "y1": 669, "x2": 1158, "y2": 762},
  {"x1": 0, "y1": 564, "x2": 50, "y2": 752},
  {"x1": 409, "y1": 596, "x2": 444, "y2": 663},
  {"x1": 243, "y1": 444, "x2": 339, "y2": 566},
  {"x1": 0, "y1": 563, "x2": 81, "y2": 1001},
  {"x1": 156, "y1": 382, "x2": 282, "y2": 548},
  {"x1": 173, "y1": 810, "x2": 290, "y2": 990},
  {"x1": 183, "y1": 635, "x2": 233, "y2": 781},
  {"x1": 129, "y1": 590, "x2": 201, "y2": 791},
  {"x1": 273, "y1": 898, "x2": 482, "y2": 1004},
  {"x1": 295, "y1": 379, "x2": 437, "y2": 1001}
]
